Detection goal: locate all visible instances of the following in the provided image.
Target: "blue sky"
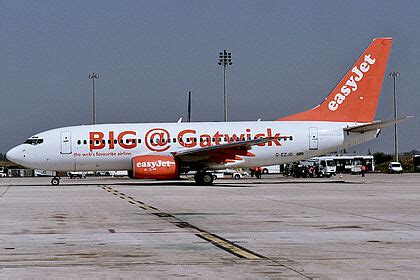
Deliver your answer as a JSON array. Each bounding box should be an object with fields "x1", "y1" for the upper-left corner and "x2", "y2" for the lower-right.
[{"x1": 1, "y1": 0, "x2": 419, "y2": 153}]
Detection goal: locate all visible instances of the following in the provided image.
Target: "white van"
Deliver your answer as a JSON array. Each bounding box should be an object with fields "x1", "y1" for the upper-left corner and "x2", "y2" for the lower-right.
[
  {"x1": 388, "y1": 162, "x2": 403, "y2": 174},
  {"x1": 317, "y1": 158, "x2": 337, "y2": 177}
]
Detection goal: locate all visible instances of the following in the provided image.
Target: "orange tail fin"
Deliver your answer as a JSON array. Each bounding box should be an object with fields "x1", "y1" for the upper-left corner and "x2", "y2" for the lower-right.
[{"x1": 278, "y1": 38, "x2": 392, "y2": 123}]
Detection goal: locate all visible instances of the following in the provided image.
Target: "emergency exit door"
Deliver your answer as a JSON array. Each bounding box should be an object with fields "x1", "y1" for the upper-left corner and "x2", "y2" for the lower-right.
[
  {"x1": 60, "y1": 131, "x2": 72, "y2": 154},
  {"x1": 309, "y1": 127, "x2": 318, "y2": 150}
]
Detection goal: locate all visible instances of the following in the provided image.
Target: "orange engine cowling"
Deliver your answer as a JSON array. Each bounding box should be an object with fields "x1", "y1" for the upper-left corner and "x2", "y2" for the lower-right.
[{"x1": 132, "y1": 155, "x2": 178, "y2": 180}]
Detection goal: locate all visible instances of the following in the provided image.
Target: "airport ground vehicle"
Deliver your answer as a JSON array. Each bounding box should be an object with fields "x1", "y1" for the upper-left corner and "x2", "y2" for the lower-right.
[
  {"x1": 316, "y1": 158, "x2": 337, "y2": 177},
  {"x1": 291, "y1": 163, "x2": 309, "y2": 178},
  {"x1": 34, "y1": 169, "x2": 56, "y2": 177},
  {"x1": 388, "y1": 162, "x2": 403, "y2": 174},
  {"x1": 261, "y1": 165, "x2": 281, "y2": 174},
  {"x1": 111, "y1": 170, "x2": 128, "y2": 177},
  {"x1": 95, "y1": 170, "x2": 128, "y2": 177},
  {"x1": 5, "y1": 38, "x2": 410, "y2": 186},
  {"x1": 95, "y1": 171, "x2": 112, "y2": 176},
  {"x1": 212, "y1": 169, "x2": 248, "y2": 180},
  {"x1": 289, "y1": 159, "x2": 335, "y2": 178},
  {"x1": 0, "y1": 167, "x2": 6, "y2": 177},
  {"x1": 414, "y1": 155, "x2": 420, "y2": 172},
  {"x1": 330, "y1": 155, "x2": 375, "y2": 173},
  {"x1": 67, "y1": 171, "x2": 87, "y2": 179}
]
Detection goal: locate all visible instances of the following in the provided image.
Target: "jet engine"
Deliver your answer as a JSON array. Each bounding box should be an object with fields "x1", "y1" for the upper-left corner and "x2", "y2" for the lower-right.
[{"x1": 132, "y1": 155, "x2": 178, "y2": 179}]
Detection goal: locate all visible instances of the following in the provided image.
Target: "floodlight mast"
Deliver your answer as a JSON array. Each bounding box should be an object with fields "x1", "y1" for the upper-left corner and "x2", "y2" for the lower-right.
[
  {"x1": 218, "y1": 50, "x2": 232, "y2": 122},
  {"x1": 88, "y1": 73, "x2": 100, "y2": 125},
  {"x1": 389, "y1": 71, "x2": 400, "y2": 162}
]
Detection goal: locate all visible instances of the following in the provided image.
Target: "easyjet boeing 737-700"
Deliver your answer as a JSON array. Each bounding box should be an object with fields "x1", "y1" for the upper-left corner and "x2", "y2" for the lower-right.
[{"x1": 6, "y1": 38, "x2": 409, "y2": 185}]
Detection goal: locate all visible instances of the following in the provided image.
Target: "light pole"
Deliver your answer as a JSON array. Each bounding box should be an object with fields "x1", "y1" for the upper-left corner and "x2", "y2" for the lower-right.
[
  {"x1": 218, "y1": 50, "x2": 232, "y2": 122},
  {"x1": 389, "y1": 71, "x2": 400, "y2": 162},
  {"x1": 88, "y1": 73, "x2": 99, "y2": 125}
]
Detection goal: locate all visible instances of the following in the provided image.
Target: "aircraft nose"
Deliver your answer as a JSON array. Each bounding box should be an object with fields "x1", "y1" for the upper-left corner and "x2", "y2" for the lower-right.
[{"x1": 5, "y1": 146, "x2": 25, "y2": 165}]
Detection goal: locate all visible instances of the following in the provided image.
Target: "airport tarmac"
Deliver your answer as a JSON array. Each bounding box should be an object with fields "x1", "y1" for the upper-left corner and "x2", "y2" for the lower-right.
[{"x1": 1, "y1": 174, "x2": 420, "y2": 279}]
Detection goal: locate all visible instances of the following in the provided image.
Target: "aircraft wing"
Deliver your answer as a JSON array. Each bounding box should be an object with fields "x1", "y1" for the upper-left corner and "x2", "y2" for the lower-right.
[
  {"x1": 171, "y1": 137, "x2": 282, "y2": 164},
  {"x1": 344, "y1": 116, "x2": 412, "y2": 133}
]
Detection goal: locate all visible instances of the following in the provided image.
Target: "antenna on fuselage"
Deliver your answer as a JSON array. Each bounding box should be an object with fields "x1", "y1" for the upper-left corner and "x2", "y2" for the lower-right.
[{"x1": 187, "y1": 91, "x2": 192, "y2": 122}]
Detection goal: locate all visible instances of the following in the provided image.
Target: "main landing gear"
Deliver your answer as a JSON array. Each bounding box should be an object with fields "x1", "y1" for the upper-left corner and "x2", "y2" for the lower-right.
[
  {"x1": 51, "y1": 177, "x2": 60, "y2": 186},
  {"x1": 194, "y1": 172, "x2": 214, "y2": 185}
]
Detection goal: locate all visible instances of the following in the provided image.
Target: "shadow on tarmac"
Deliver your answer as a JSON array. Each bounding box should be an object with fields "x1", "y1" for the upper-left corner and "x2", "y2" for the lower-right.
[{"x1": 2, "y1": 177, "x2": 347, "y2": 187}]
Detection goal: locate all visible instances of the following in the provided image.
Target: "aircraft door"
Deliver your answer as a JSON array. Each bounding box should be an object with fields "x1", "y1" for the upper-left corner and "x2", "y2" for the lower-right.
[
  {"x1": 309, "y1": 127, "x2": 318, "y2": 150},
  {"x1": 60, "y1": 131, "x2": 72, "y2": 154}
]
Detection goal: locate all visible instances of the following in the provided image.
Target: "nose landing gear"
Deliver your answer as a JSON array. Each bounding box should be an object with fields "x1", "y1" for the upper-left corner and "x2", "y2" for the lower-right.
[{"x1": 51, "y1": 177, "x2": 60, "y2": 186}]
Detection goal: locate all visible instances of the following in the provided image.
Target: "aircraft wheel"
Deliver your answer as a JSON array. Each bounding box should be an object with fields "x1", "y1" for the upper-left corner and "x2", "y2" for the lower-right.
[
  {"x1": 202, "y1": 173, "x2": 214, "y2": 185},
  {"x1": 194, "y1": 173, "x2": 203, "y2": 185},
  {"x1": 51, "y1": 177, "x2": 60, "y2": 186}
]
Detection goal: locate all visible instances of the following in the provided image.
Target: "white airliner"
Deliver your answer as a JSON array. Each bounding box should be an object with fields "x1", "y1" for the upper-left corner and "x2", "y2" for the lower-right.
[{"x1": 6, "y1": 38, "x2": 409, "y2": 185}]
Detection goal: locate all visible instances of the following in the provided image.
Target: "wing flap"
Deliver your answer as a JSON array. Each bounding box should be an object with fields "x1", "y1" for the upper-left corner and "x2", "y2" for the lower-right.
[{"x1": 172, "y1": 136, "x2": 283, "y2": 163}]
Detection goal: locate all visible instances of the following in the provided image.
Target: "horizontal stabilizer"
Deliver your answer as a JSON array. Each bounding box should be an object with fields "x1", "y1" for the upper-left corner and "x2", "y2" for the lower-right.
[{"x1": 344, "y1": 116, "x2": 413, "y2": 133}]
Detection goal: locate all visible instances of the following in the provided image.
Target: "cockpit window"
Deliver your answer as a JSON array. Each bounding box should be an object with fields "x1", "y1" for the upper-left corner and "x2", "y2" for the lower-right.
[{"x1": 24, "y1": 138, "x2": 44, "y2": 145}]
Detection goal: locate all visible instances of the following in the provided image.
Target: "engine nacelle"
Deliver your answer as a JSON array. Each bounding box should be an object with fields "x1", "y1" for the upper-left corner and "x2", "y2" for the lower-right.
[{"x1": 132, "y1": 155, "x2": 178, "y2": 180}]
